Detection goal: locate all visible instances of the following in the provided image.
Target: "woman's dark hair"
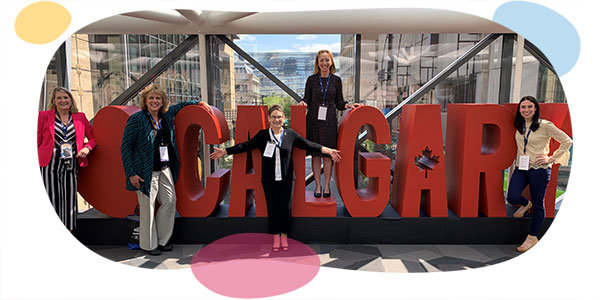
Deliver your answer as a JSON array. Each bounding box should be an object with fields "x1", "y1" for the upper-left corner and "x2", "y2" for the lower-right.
[
  {"x1": 268, "y1": 104, "x2": 284, "y2": 116},
  {"x1": 514, "y1": 95, "x2": 541, "y2": 134}
]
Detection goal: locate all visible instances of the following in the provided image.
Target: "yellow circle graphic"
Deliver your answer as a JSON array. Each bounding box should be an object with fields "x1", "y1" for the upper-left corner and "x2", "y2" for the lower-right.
[{"x1": 15, "y1": 1, "x2": 71, "y2": 44}]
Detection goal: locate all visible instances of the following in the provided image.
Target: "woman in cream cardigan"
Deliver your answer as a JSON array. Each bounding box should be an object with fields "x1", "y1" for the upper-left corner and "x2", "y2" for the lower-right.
[{"x1": 507, "y1": 96, "x2": 572, "y2": 252}]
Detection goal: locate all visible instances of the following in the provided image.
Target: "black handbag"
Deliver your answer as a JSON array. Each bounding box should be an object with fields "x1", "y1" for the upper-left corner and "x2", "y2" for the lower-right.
[{"x1": 126, "y1": 205, "x2": 140, "y2": 250}]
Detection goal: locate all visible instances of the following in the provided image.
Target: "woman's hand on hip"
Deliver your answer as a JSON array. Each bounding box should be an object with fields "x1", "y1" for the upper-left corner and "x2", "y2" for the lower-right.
[
  {"x1": 129, "y1": 175, "x2": 144, "y2": 189},
  {"x1": 76, "y1": 147, "x2": 90, "y2": 158},
  {"x1": 535, "y1": 155, "x2": 554, "y2": 165}
]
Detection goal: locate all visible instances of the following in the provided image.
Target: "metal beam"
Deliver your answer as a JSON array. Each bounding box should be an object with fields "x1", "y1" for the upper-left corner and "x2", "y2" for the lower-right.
[
  {"x1": 216, "y1": 34, "x2": 302, "y2": 102},
  {"x1": 107, "y1": 34, "x2": 199, "y2": 106},
  {"x1": 55, "y1": 42, "x2": 68, "y2": 88},
  {"x1": 210, "y1": 12, "x2": 257, "y2": 26},
  {"x1": 176, "y1": 9, "x2": 204, "y2": 26},
  {"x1": 203, "y1": 35, "x2": 213, "y2": 105},
  {"x1": 352, "y1": 34, "x2": 362, "y2": 187},
  {"x1": 524, "y1": 39, "x2": 555, "y2": 75},
  {"x1": 383, "y1": 34, "x2": 501, "y2": 123},
  {"x1": 499, "y1": 34, "x2": 515, "y2": 104},
  {"x1": 354, "y1": 34, "x2": 361, "y2": 103},
  {"x1": 355, "y1": 33, "x2": 501, "y2": 142},
  {"x1": 122, "y1": 11, "x2": 189, "y2": 25},
  {"x1": 199, "y1": 34, "x2": 212, "y2": 180},
  {"x1": 512, "y1": 35, "x2": 525, "y2": 103}
]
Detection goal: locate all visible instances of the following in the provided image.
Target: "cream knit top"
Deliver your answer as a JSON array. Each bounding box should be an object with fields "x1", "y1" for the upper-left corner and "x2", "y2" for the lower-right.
[{"x1": 515, "y1": 119, "x2": 572, "y2": 170}]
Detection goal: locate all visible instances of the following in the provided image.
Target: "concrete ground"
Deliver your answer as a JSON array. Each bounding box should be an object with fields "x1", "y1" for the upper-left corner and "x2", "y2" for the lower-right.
[{"x1": 87, "y1": 243, "x2": 522, "y2": 272}]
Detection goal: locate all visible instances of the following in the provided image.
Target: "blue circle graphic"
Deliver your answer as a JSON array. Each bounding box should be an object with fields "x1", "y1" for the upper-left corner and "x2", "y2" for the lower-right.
[{"x1": 493, "y1": 1, "x2": 580, "y2": 76}]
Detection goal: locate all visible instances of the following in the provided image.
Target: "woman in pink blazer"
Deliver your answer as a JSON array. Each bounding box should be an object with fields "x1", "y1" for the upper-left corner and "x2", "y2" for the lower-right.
[{"x1": 38, "y1": 87, "x2": 96, "y2": 231}]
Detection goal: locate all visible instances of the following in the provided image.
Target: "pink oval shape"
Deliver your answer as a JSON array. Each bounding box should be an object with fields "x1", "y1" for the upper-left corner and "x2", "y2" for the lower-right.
[{"x1": 191, "y1": 233, "x2": 320, "y2": 298}]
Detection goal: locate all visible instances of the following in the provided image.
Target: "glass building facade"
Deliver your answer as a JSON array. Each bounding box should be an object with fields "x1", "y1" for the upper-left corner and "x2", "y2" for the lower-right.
[
  {"x1": 41, "y1": 32, "x2": 570, "y2": 210},
  {"x1": 42, "y1": 34, "x2": 203, "y2": 117},
  {"x1": 41, "y1": 33, "x2": 567, "y2": 125}
]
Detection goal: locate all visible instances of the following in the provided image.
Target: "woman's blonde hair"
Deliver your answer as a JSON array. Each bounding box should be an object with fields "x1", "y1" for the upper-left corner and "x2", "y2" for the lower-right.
[
  {"x1": 312, "y1": 49, "x2": 336, "y2": 74},
  {"x1": 139, "y1": 84, "x2": 169, "y2": 113},
  {"x1": 48, "y1": 87, "x2": 78, "y2": 113}
]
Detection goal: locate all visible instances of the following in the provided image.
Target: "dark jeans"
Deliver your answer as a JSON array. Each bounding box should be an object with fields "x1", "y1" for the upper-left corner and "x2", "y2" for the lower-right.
[
  {"x1": 262, "y1": 180, "x2": 293, "y2": 234},
  {"x1": 507, "y1": 167, "x2": 551, "y2": 237}
]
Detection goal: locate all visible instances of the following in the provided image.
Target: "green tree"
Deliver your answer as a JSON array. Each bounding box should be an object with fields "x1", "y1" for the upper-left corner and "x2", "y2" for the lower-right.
[{"x1": 261, "y1": 92, "x2": 294, "y2": 118}]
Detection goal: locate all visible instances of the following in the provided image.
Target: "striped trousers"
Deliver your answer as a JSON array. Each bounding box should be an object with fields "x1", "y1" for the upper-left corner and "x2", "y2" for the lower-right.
[{"x1": 40, "y1": 150, "x2": 78, "y2": 230}]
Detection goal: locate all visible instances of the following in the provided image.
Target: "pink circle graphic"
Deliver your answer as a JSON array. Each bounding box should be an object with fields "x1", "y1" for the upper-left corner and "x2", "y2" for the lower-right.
[{"x1": 191, "y1": 233, "x2": 320, "y2": 298}]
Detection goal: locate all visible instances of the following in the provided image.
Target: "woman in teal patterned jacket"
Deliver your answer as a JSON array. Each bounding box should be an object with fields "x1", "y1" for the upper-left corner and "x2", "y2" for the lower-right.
[{"x1": 120, "y1": 84, "x2": 209, "y2": 256}]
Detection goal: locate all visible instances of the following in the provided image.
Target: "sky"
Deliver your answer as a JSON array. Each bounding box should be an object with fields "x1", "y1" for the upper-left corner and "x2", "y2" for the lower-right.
[{"x1": 234, "y1": 34, "x2": 341, "y2": 53}]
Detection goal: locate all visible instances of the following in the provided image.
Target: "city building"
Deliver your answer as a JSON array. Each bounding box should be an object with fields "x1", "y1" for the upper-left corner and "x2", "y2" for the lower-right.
[
  {"x1": 39, "y1": 9, "x2": 569, "y2": 213},
  {"x1": 234, "y1": 59, "x2": 261, "y2": 105}
]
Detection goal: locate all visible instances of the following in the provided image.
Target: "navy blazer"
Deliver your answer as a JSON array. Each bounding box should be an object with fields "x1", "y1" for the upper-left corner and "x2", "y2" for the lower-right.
[{"x1": 226, "y1": 128, "x2": 323, "y2": 183}]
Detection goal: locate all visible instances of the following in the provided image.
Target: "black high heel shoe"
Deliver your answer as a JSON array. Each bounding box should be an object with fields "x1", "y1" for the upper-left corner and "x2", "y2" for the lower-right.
[
  {"x1": 314, "y1": 187, "x2": 322, "y2": 198},
  {"x1": 323, "y1": 187, "x2": 331, "y2": 198}
]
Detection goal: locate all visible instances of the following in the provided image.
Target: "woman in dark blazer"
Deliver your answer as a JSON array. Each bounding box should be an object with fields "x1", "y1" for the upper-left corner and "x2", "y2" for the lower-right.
[
  {"x1": 210, "y1": 105, "x2": 341, "y2": 251},
  {"x1": 38, "y1": 87, "x2": 96, "y2": 231}
]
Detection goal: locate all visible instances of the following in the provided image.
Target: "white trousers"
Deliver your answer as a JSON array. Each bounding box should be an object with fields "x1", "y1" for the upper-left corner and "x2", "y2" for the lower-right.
[{"x1": 136, "y1": 167, "x2": 176, "y2": 250}]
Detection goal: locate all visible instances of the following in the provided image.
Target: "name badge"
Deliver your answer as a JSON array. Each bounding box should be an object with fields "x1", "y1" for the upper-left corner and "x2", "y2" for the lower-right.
[
  {"x1": 264, "y1": 142, "x2": 276, "y2": 158},
  {"x1": 518, "y1": 155, "x2": 530, "y2": 170},
  {"x1": 60, "y1": 143, "x2": 73, "y2": 159},
  {"x1": 318, "y1": 106, "x2": 328, "y2": 121},
  {"x1": 159, "y1": 146, "x2": 169, "y2": 162}
]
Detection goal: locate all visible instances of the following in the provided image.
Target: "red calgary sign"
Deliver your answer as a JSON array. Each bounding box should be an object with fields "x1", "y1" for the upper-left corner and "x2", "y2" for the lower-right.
[{"x1": 78, "y1": 103, "x2": 571, "y2": 219}]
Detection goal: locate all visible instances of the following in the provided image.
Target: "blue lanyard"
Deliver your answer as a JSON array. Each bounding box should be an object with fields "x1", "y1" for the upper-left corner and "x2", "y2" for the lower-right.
[
  {"x1": 147, "y1": 111, "x2": 165, "y2": 144},
  {"x1": 523, "y1": 123, "x2": 532, "y2": 154},
  {"x1": 147, "y1": 111, "x2": 162, "y2": 131},
  {"x1": 318, "y1": 74, "x2": 331, "y2": 105},
  {"x1": 56, "y1": 111, "x2": 71, "y2": 135},
  {"x1": 270, "y1": 128, "x2": 282, "y2": 147}
]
